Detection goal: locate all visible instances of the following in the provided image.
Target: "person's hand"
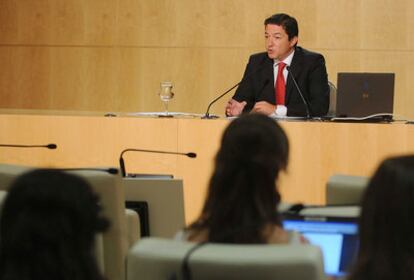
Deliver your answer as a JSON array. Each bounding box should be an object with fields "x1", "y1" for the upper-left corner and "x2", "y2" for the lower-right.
[
  {"x1": 252, "y1": 101, "x2": 276, "y2": 115},
  {"x1": 225, "y1": 99, "x2": 247, "y2": 117},
  {"x1": 299, "y1": 234, "x2": 309, "y2": 244}
]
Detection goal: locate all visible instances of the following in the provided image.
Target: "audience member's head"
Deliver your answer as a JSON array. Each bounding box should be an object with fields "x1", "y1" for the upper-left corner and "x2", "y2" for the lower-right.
[
  {"x1": 187, "y1": 113, "x2": 289, "y2": 243},
  {"x1": 0, "y1": 169, "x2": 109, "y2": 280},
  {"x1": 348, "y1": 155, "x2": 414, "y2": 280}
]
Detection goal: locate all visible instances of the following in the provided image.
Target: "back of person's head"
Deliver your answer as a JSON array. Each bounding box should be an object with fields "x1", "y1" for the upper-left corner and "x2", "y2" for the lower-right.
[
  {"x1": 189, "y1": 113, "x2": 289, "y2": 244},
  {"x1": 0, "y1": 169, "x2": 109, "y2": 280},
  {"x1": 349, "y1": 155, "x2": 414, "y2": 280},
  {"x1": 264, "y1": 13, "x2": 299, "y2": 40}
]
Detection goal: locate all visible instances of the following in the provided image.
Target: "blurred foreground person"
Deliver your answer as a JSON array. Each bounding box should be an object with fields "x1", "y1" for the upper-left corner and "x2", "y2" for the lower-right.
[
  {"x1": 0, "y1": 169, "x2": 109, "y2": 280},
  {"x1": 348, "y1": 155, "x2": 414, "y2": 280}
]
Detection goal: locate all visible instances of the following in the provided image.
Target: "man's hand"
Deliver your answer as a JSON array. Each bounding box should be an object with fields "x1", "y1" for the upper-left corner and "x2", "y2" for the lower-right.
[
  {"x1": 225, "y1": 99, "x2": 247, "y2": 117},
  {"x1": 252, "y1": 101, "x2": 276, "y2": 115}
]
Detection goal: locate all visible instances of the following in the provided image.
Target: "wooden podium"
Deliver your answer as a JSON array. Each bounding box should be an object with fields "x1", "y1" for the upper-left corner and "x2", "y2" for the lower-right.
[{"x1": 1, "y1": 110, "x2": 414, "y2": 223}]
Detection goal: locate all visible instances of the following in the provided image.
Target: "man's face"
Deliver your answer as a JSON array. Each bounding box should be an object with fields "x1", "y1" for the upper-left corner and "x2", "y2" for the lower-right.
[{"x1": 265, "y1": 24, "x2": 298, "y2": 60}]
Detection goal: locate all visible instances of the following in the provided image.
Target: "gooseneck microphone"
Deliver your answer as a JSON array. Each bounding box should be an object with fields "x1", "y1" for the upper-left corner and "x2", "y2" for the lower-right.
[
  {"x1": 0, "y1": 143, "x2": 57, "y2": 149},
  {"x1": 119, "y1": 148, "x2": 197, "y2": 177},
  {"x1": 202, "y1": 83, "x2": 243, "y2": 119},
  {"x1": 202, "y1": 61, "x2": 268, "y2": 119},
  {"x1": 286, "y1": 66, "x2": 311, "y2": 119},
  {"x1": 61, "y1": 168, "x2": 119, "y2": 175}
]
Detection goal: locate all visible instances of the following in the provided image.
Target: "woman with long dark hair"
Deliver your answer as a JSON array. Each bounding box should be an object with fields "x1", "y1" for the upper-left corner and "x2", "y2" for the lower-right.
[
  {"x1": 0, "y1": 169, "x2": 109, "y2": 280},
  {"x1": 348, "y1": 155, "x2": 414, "y2": 280},
  {"x1": 177, "y1": 113, "x2": 300, "y2": 244}
]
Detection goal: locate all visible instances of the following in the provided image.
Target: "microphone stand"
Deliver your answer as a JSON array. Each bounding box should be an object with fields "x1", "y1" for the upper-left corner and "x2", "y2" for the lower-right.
[{"x1": 286, "y1": 66, "x2": 311, "y2": 119}]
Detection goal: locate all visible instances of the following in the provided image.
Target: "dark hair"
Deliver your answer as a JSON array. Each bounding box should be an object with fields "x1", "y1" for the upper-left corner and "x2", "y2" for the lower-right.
[
  {"x1": 188, "y1": 114, "x2": 289, "y2": 244},
  {"x1": 0, "y1": 169, "x2": 109, "y2": 280},
  {"x1": 264, "y1": 13, "x2": 299, "y2": 41},
  {"x1": 348, "y1": 155, "x2": 414, "y2": 280}
]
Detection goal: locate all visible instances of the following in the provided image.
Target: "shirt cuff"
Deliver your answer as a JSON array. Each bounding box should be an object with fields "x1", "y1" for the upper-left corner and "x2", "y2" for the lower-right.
[{"x1": 271, "y1": 105, "x2": 287, "y2": 117}]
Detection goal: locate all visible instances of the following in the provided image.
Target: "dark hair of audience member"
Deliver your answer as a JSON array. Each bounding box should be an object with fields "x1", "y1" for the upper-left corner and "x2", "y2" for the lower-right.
[
  {"x1": 187, "y1": 113, "x2": 289, "y2": 244},
  {"x1": 348, "y1": 155, "x2": 414, "y2": 280},
  {"x1": 0, "y1": 169, "x2": 109, "y2": 280}
]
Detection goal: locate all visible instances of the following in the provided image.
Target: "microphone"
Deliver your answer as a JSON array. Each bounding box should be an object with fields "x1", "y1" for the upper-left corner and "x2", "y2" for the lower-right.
[
  {"x1": 286, "y1": 66, "x2": 311, "y2": 119},
  {"x1": 61, "y1": 168, "x2": 119, "y2": 175},
  {"x1": 0, "y1": 143, "x2": 57, "y2": 149},
  {"x1": 202, "y1": 61, "x2": 268, "y2": 119},
  {"x1": 119, "y1": 148, "x2": 197, "y2": 177}
]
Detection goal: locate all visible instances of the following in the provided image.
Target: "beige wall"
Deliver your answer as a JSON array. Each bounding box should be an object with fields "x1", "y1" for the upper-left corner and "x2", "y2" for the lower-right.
[{"x1": 1, "y1": 0, "x2": 413, "y2": 118}]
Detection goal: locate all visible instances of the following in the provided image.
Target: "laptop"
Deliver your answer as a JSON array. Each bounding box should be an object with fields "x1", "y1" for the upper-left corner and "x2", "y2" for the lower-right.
[
  {"x1": 335, "y1": 73, "x2": 395, "y2": 120},
  {"x1": 282, "y1": 211, "x2": 359, "y2": 277}
]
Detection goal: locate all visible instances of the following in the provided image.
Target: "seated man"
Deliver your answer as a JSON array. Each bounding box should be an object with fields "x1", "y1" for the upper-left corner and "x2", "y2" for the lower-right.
[{"x1": 226, "y1": 13, "x2": 330, "y2": 117}]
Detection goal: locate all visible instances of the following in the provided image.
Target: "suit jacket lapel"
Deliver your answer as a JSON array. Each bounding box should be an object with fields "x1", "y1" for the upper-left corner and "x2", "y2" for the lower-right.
[
  {"x1": 256, "y1": 56, "x2": 275, "y2": 103},
  {"x1": 263, "y1": 58, "x2": 275, "y2": 102}
]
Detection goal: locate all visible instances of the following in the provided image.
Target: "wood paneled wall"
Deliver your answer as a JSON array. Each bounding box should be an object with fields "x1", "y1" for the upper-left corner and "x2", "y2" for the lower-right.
[{"x1": 1, "y1": 0, "x2": 414, "y2": 118}]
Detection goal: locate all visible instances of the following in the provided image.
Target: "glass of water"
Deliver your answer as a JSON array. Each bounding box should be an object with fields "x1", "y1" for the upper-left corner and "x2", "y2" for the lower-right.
[{"x1": 159, "y1": 81, "x2": 174, "y2": 117}]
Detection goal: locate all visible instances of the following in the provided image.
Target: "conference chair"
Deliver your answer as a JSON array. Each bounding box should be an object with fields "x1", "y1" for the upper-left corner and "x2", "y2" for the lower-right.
[
  {"x1": 0, "y1": 163, "x2": 29, "y2": 188},
  {"x1": 0, "y1": 190, "x2": 6, "y2": 210},
  {"x1": 68, "y1": 169, "x2": 129, "y2": 280},
  {"x1": 326, "y1": 173, "x2": 369, "y2": 205},
  {"x1": 127, "y1": 237, "x2": 325, "y2": 280},
  {"x1": 327, "y1": 81, "x2": 337, "y2": 117},
  {"x1": 125, "y1": 208, "x2": 141, "y2": 248},
  {"x1": 0, "y1": 164, "x2": 140, "y2": 280}
]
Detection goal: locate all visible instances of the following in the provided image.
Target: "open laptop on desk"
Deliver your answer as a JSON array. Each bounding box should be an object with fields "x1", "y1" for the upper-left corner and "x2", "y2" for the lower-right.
[
  {"x1": 282, "y1": 208, "x2": 359, "y2": 277},
  {"x1": 333, "y1": 73, "x2": 395, "y2": 122}
]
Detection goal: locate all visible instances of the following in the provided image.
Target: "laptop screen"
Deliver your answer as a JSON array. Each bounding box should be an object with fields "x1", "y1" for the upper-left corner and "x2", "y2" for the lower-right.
[{"x1": 282, "y1": 216, "x2": 359, "y2": 277}]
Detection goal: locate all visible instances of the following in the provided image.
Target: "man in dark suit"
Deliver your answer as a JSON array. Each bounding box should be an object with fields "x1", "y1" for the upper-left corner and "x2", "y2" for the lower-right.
[{"x1": 226, "y1": 13, "x2": 329, "y2": 117}]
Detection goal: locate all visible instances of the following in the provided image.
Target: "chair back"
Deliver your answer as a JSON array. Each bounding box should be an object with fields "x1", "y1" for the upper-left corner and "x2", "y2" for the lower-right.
[
  {"x1": 0, "y1": 164, "x2": 31, "y2": 190},
  {"x1": 326, "y1": 173, "x2": 369, "y2": 205},
  {"x1": 127, "y1": 237, "x2": 325, "y2": 280},
  {"x1": 67, "y1": 169, "x2": 127, "y2": 280},
  {"x1": 0, "y1": 190, "x2": 7, "y2": 214},
  {"x1": 0, "y1": 164, "x2": 128, "y2": 280}
]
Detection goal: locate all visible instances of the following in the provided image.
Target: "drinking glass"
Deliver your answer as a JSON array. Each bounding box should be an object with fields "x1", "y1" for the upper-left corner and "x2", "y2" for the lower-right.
[{"x1": 159, "y1": 81, "x2": 174, "y2": 117}]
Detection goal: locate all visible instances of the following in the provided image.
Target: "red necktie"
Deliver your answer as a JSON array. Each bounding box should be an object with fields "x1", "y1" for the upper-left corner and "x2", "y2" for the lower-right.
[{"x1": 275, "y1": 62, "x2": 286, "y2": 105}]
